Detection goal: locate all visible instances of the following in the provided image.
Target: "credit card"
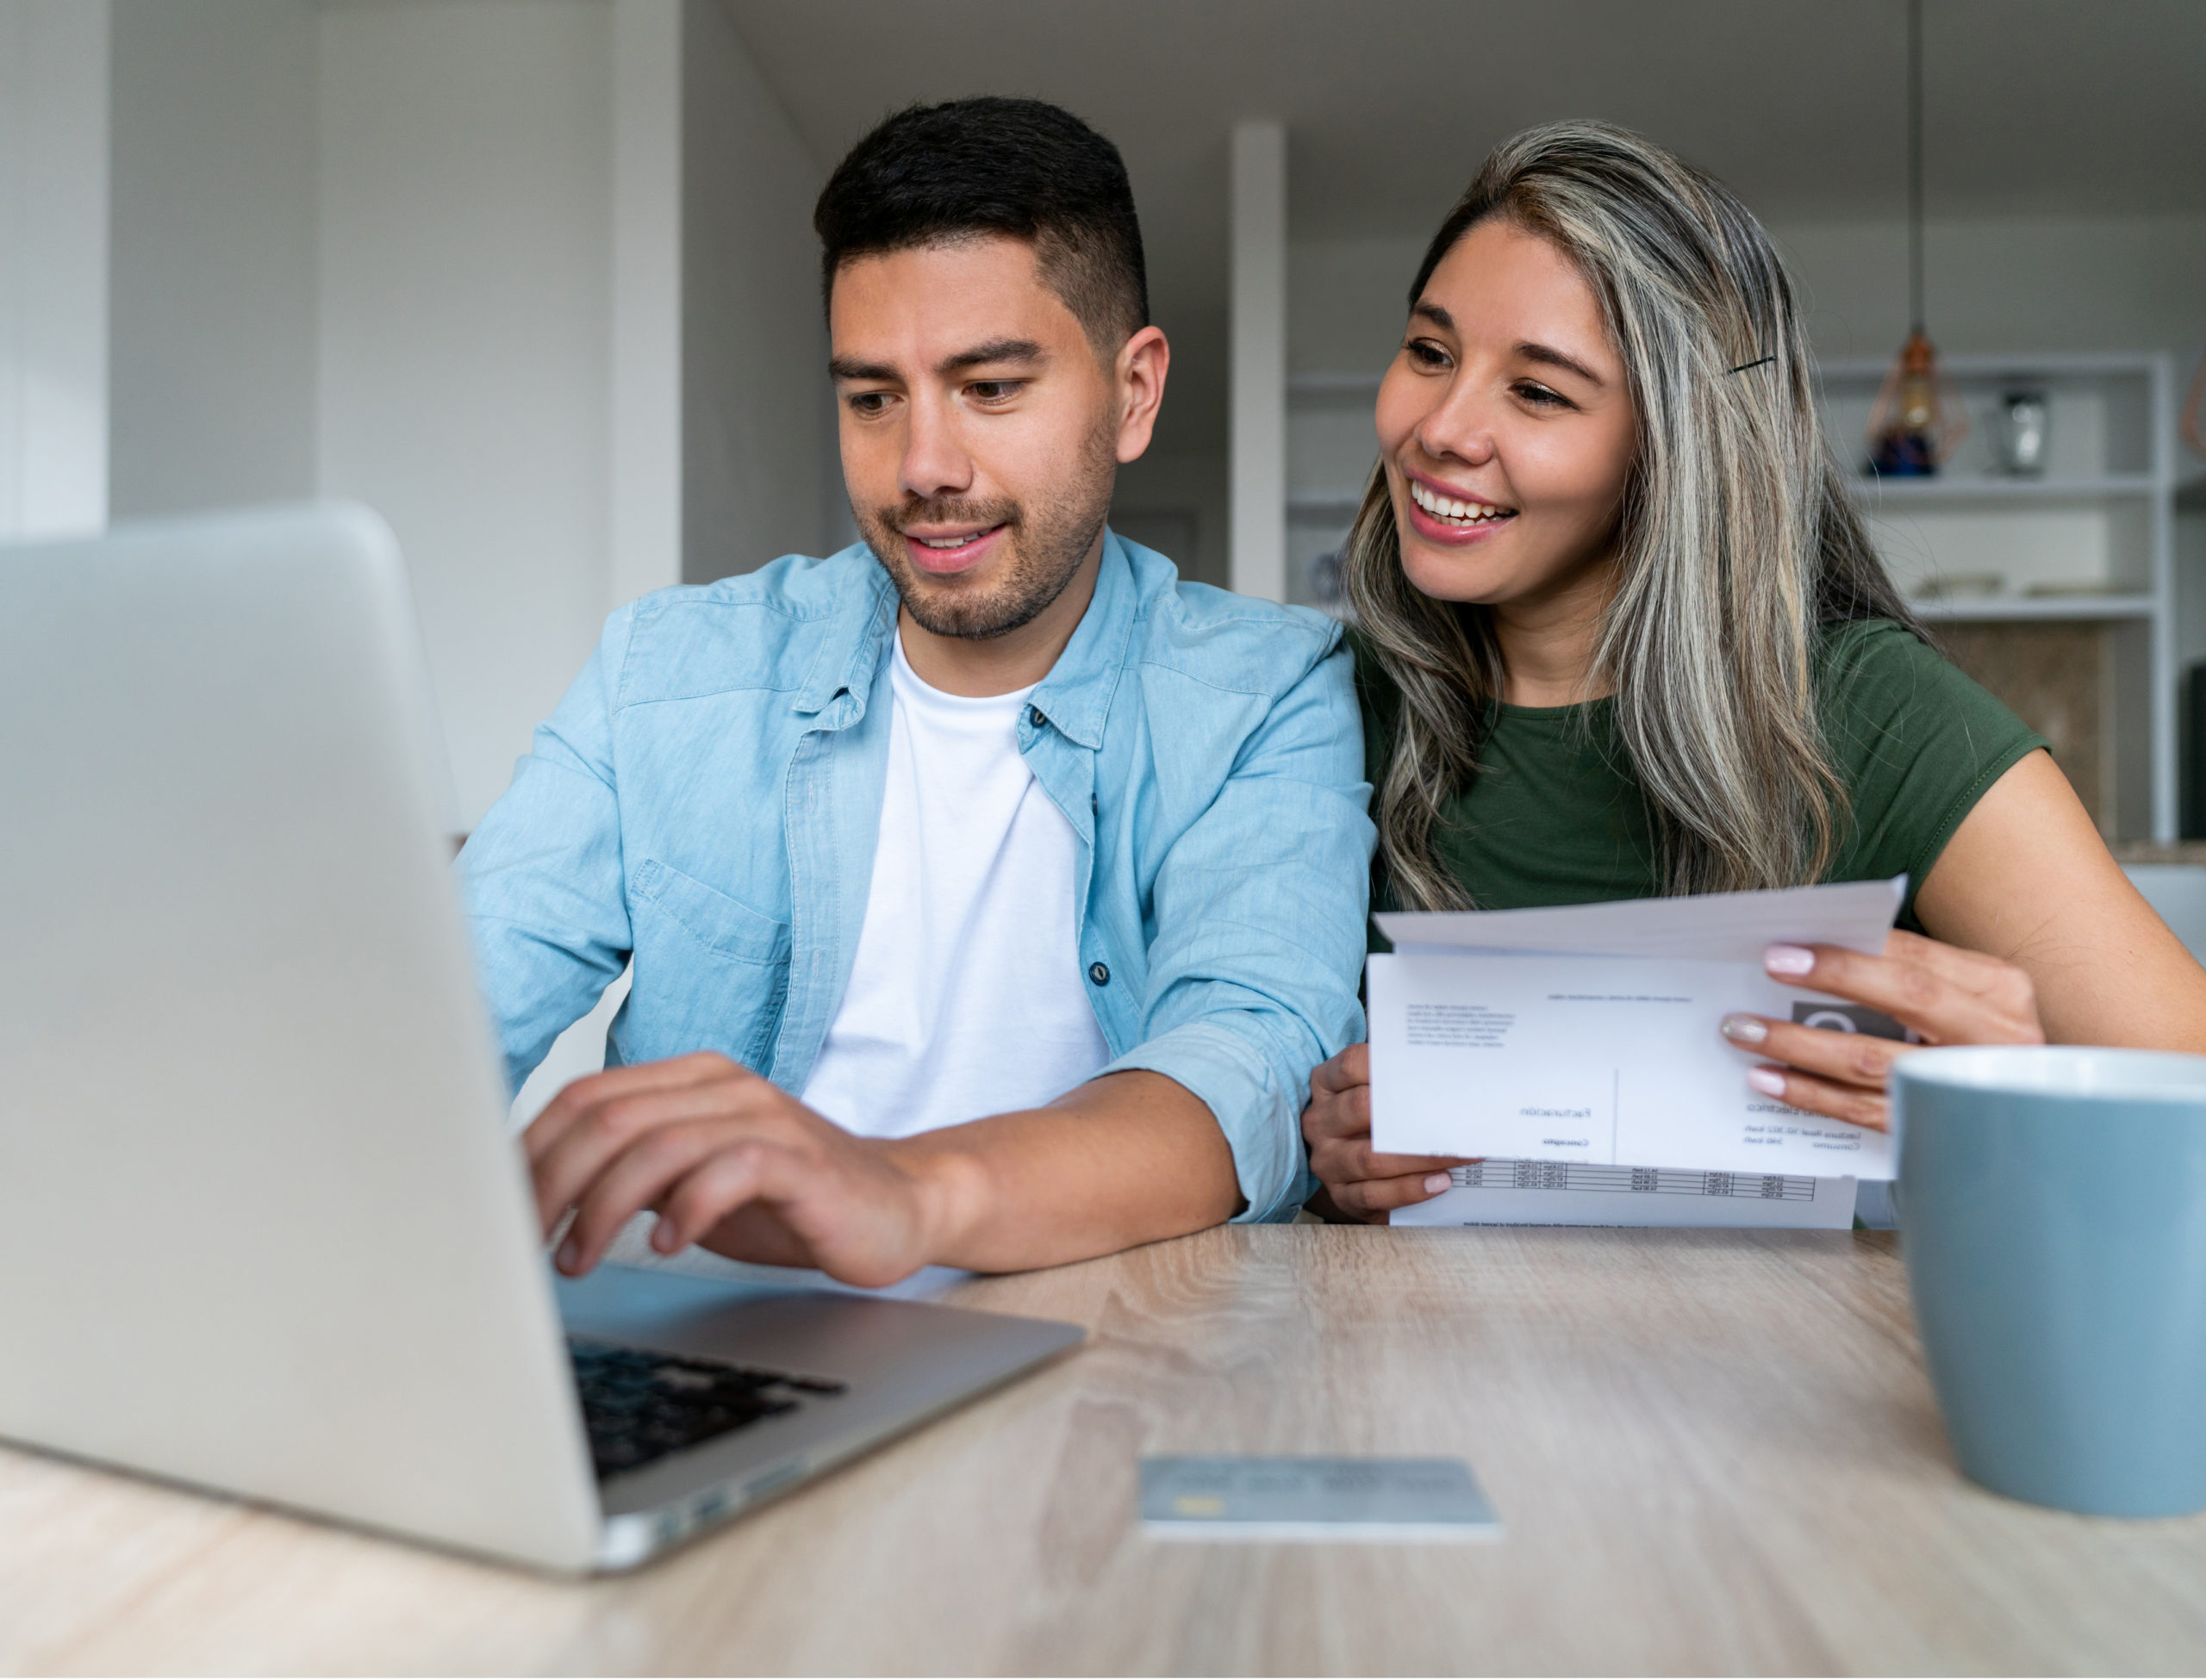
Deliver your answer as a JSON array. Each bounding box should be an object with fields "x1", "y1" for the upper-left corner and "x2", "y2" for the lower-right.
[{"x1": 1139, "y1": 1455, "x2": 1500, "y2": 1541}]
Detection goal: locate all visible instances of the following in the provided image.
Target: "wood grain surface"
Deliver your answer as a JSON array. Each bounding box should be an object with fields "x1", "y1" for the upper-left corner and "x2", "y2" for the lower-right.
[{"x1": 5, "y1": 1225, "x2": 2206, "y2": 1675}]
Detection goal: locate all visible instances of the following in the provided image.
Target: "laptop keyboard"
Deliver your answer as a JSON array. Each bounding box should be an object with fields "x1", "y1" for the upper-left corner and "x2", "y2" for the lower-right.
[{"x1": 568, "y1": 1338, "x2": 849, "y2": 1481}]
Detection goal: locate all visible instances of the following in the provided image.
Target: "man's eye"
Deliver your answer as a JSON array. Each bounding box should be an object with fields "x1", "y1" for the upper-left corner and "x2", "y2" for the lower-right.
[
  {"x1": 847, "y1": 392, "x2": 892, "y2": 416},
  {"x1": 968, "y1": 381, "x2": 1020, "y2": 402}
]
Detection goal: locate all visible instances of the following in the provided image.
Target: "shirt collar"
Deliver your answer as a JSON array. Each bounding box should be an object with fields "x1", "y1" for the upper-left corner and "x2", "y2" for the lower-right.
[
  {"x1": 793, "y1": 551, "x2": 897, "y2": 719},
  {"x1": 793, "y1": 531, "x2": 1138, "y2": 748},
  {"x1": 1026, "y1": 529, "x2": 1137, "y2": 751}
]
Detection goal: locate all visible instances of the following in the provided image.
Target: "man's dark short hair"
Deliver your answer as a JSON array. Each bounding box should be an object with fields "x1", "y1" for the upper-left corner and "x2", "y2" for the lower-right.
[{"x1": 813, "y1": 96, "x2": 1149, "y2": 355}]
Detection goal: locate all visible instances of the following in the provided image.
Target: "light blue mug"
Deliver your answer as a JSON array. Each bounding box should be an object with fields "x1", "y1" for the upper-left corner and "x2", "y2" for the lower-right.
[{"x1": 1894, "y1": 1045, "x2": 2206, "y2": 1516}]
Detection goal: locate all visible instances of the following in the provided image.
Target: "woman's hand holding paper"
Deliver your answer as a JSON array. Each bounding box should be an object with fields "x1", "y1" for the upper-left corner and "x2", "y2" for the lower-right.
[
  {"x1": 1717, "y1": 931, "x2": 2045, "y2": 1133},
  {"x1": 1301, "y1": 1043, "x2": 1474, "y2": 1223}
]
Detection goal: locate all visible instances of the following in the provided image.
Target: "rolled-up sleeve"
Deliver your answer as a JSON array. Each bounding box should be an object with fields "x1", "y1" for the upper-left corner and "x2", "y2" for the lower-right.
[
  {"x1": 459, "y1": 605, "x2": 637, "y2": 1094},
  {"x1": 1100, "y1": 638, "x2": 1374, "y2": 1221}
]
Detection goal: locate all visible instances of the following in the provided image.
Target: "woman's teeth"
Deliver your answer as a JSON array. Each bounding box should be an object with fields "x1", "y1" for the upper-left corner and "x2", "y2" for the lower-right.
[{"x1": 1410, "y1": 481, "x2": 1511, "y2": 526}]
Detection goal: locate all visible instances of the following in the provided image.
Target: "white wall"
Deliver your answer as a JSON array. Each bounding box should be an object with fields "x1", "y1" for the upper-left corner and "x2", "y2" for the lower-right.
[
  {"x1": 1771, "y1": 214, "x2": 2206, "y2": 368},
  {"x1": 109, "y1": 0, "x2": 318, "y2": 521},
  {"x1": 0, "y1": 0, "x2": 109, "y2": 541},
  {"x1": 610, "y1": 0, "x2": 682, "y2": 609},
  {"x1": 678, "y1": 0, "x2": 830, "y2": 582},
  {"x1": 1229, "y1": 121, "x2": 1287, "y2": 603},
  {"x1": 316, "y1": 0, "x2": 618, "y2": 831}
]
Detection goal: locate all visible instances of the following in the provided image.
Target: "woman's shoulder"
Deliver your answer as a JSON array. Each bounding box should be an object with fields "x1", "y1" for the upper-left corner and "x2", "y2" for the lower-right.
[
  {"x1": 1812, "y1": 617, "x2": 2024, "y2": 745},
  {"x1": 1811, "y1": 616, "x2": 2049, "y2": 897}
]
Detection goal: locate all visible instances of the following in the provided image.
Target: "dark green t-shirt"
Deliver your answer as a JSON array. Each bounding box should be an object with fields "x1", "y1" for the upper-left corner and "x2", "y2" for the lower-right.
[{"x1": 1354, "y1": 619, "x2": 2047, "y2": 937}]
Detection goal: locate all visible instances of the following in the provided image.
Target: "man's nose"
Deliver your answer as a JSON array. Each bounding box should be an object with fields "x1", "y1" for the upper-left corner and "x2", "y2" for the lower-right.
[{"x1": 900, "y1": 394, "x2": 976, "y2": 502}]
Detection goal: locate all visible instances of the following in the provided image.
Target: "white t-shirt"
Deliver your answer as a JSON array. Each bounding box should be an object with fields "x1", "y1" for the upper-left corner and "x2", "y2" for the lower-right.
[{"x1": 798, "y1": 632, "x2": 1112, "y2": 1139}]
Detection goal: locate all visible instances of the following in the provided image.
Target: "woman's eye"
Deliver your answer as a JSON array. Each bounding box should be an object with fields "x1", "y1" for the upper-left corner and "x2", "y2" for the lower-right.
[
  {"x1": 1405, "y1": 339, "x2": 1451, "y2": 370},
  {"x1": 1513, "y1": 381, "x2": 1571, "y2": 408}
]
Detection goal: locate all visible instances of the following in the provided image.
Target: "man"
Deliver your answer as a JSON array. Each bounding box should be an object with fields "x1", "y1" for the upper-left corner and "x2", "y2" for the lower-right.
[{"x1": 464, "y1": 97, "x2": 1371, "y2": 1286}]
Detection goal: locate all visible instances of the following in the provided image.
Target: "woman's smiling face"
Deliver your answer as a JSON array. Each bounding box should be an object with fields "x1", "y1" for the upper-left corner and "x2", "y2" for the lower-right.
[{"x1": 1374, "y1": 217, "x2": 1639, "y2": 610}]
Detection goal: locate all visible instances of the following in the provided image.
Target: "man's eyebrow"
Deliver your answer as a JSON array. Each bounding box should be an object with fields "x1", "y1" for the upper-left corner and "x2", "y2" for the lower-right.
[
  {"x1": 938, "y1": 338, "x2": 1045, "y2": 375},
  {"x1": 828, "y1": 355, "x2": 897, "y2": 382},
  {"x1": 1516, "y1": 340, "x2": 1605, "y2": 386}
]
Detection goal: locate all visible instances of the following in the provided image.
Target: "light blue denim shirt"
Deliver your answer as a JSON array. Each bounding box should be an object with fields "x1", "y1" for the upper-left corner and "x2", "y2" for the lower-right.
[{"x1": 460, "y1": 532, "x2": 1374, "y2": 1221}]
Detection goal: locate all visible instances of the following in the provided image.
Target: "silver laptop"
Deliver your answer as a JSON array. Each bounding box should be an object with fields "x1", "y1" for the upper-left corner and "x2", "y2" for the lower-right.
[{"x1": 0, "y1": 502, "x2": 1083, "y2": 1572}]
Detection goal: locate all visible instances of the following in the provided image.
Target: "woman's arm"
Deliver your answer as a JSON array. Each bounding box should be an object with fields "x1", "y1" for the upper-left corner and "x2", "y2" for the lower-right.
[
  {"x1": 1729, "y1": 748, "x2": 2206, "y2": 1128},
  {"x1": 1305, "y1": 748, "x2": 2206, "y2": 1219}
]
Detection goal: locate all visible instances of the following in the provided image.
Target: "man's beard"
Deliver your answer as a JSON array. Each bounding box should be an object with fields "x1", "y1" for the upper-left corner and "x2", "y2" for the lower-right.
[{"x1": 857, "y1": 414, "x2": 1117, "y2": 641}]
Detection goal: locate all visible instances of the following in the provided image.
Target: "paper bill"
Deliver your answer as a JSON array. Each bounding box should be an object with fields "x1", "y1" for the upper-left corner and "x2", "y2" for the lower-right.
[
  {"x1": 1375, "y1": 874, "x2": 1906, "y2": 962},
  {"x1": 1368, "y1": 878, "x2": 1907, "y2": 1179},
  {"x1": 1391, "y1": 1160, "x2": 1858, "y2": 1229}
]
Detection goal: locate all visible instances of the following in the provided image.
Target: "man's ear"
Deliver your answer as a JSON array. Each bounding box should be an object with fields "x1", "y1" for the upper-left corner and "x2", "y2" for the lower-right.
[{"x1": 1113, "y1": 326, "x2": 1170, "y2": 464}]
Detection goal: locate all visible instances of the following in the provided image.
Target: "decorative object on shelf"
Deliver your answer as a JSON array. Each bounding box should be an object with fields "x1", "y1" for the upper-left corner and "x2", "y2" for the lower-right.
[
  {"x1": 1866, "y1": 0, "x2": 1968, "y2": 477},
  {"x1": 1994, "y1": 390, "x2": 2049, "y2": 476},
  {"x1": 2184, "y1": 352, "x2": 2205, "y2": 460},
  {"x1": 1916, "y1": 572, "x2": 2004, "y2": 601},
  {"x1": 2025, "y1": 580, "x2": 2115, "y2": 599}
]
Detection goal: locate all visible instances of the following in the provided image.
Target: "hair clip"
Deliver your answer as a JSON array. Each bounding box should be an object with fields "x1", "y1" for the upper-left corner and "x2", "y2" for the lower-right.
[{"x1": 1728, "y1": 354, "x2": 1777, "y2": 375}]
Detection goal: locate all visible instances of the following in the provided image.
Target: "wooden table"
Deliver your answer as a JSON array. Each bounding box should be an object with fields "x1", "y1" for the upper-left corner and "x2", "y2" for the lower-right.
[{"x1": 7, "y1": 1225, "x2": 2206, "y2": 1675}]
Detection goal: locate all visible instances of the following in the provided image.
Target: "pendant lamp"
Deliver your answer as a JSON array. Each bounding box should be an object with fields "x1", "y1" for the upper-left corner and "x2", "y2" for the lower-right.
[{"x1": 1867, "y1": 0, "x2": 1967, "y2": 476}]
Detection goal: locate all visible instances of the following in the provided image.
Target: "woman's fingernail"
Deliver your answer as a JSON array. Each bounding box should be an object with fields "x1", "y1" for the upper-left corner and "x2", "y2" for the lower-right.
[
  {"x1": 556, "y1": 1237, "x2": 580, "y2": 1272},
  {"x1": 1764, "y1": 943, "x2": 1816, "y2": 977},
  {"x1": 1423, "y1": 1172, "x2": 1454, "y2": 1194},
  {"x1": 1720, "y1": 1012, "x2": 1768, "y2": 1045},
  {"x1": 1746, "y1": 1067, "x2": 1787, "y2": 1098},
  {"x1": 652, "y1": 1216, "x2": 680, "y2": 1252}
]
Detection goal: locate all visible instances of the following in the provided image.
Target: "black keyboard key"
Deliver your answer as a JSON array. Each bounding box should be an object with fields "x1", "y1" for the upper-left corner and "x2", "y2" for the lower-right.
[{"x1": 567, "y1": 1339, "x2": 844, "y2": 1481}]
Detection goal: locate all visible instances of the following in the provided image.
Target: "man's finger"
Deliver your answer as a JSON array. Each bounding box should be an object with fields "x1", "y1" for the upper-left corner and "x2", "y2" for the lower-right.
[
  {"x1": 652, "y1": 1143, "x2": 782, "y2": 1255},
  {"x1": 657, "y1": 1146, "x2": 919, "y2": 1289},
  {"x1": 1722, "y1": 1015, "x2": 1916, "y2": 1092},
  {"x1": 531, "y1": 1074, "x2": 776, "y2": 1235},
  {"x1": 556, "y1": 1120, "x2": 735, "y2": 1273},
  {"x1": 1747, "y1": 1063, "x2": 1890, "y2": 1133},
  {"x1": 524, "y1": 1051, "x2": 748, "y2": 1163}
]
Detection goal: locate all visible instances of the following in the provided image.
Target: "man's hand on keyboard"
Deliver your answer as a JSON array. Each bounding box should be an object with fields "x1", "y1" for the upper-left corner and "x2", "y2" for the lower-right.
[{"x1": 525, "y1": 1054, "x2": 975, "y2": 1288}]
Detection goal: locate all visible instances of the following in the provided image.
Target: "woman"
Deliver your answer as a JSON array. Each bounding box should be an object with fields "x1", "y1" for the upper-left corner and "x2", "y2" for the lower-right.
[{"x1": 1306, "y1": 121, "x2": 2206, "y2": 1222}]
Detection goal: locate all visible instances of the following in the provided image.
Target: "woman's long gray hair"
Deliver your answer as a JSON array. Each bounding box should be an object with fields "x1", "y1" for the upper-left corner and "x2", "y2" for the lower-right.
[{"x1": 1347, "y1": 121, "x2": 1917, "y2": 912}]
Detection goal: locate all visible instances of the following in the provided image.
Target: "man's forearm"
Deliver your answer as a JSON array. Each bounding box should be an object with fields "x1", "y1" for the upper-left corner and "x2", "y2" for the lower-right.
[{"x1": 884, "y1": 1071, "x2": 1243, "y2": 1272}]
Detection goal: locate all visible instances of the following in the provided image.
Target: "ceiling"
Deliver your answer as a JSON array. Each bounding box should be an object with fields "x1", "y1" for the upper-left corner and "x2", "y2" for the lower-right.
[{"x1": 724, "y1": 0, "x2": 2206, "y2": 452}]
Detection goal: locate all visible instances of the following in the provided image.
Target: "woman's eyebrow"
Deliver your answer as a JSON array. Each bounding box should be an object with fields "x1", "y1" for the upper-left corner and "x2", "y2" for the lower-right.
[
  {"x1": 1516, "y1": 341, "x2": 1605, "y2": 386},
  {"x1": 1409, "y1": 302, "x2": 1455, "y2": 333}
]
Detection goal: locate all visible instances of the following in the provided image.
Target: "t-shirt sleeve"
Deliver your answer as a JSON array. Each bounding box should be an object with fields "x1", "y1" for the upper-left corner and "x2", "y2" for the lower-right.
[{"x1": 1818, "y1": 619, "x2": 2050, "y2": 928}]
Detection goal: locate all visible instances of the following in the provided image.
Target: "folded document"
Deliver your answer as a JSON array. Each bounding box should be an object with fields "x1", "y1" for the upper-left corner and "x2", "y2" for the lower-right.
[{"x1": 1369, "y1": 877, "x2": 1905, "y2": 1182}]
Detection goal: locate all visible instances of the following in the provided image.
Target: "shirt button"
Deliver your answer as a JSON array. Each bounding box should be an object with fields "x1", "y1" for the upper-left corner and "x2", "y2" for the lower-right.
[
  {"x1": 1087, "y1": 961, "x2": 1110, "y2": 986},
  {"x1": 1029, "y1": 706, "x2": 1047, "y2": 727}
]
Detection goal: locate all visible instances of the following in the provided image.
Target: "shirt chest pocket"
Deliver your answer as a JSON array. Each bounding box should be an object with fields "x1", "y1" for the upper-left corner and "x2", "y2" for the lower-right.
[{"x1": 628, "y1": 858, "x2": 791, "y2": 1073}]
